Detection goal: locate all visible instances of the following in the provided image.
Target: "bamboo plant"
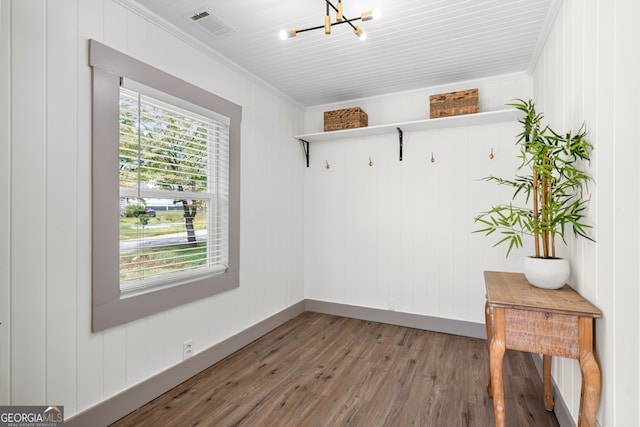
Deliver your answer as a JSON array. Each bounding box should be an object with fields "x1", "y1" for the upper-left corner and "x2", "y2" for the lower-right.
[{"x1": 474, "y1": 99, "x2": 594, "y2": 258}]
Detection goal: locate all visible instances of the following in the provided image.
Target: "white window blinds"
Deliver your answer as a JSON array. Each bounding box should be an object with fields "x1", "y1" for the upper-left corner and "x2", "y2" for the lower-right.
[{"x1": 118, "y1": 86, "x2": 230, "y2": 294}]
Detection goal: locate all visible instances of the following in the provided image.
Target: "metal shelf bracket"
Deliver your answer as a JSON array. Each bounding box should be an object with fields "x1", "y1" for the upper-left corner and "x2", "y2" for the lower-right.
[
  {"x1": 397, "y1": 127, "x2": 403, "y2": 161},
  {"x1": 301, "y1": 139, "x2": 310, "y2": 167}
]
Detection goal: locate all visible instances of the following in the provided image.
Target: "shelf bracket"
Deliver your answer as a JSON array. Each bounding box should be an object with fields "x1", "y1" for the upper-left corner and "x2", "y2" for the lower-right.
[
  {"x1": 300, "y1": 139, "x2": 310, "y2": 167},
  {"x1": 397, "y1": 127, "x2": 403, "y2": 161}
]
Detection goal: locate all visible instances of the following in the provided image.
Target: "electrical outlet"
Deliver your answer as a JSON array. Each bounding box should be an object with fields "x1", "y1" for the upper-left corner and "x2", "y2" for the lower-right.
[
  {"x1": 388, "y1": 299, "x2": 395, "y2": 311},
  {"x1": 183, "y1": 340, "x2": 193, "y2": 360}
]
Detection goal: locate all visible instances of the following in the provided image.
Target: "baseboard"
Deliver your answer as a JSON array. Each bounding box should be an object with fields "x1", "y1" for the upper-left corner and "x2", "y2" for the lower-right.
[
  {"x1": 66, "y1": 300, "x2": 486, "y2": 426},
  {"x1": 304, "y1": 299, "x2": 487, "y2": 339},
  {"x1": 531, "y1": 354, "x2": 576, "y2": 427},
  {"x1": 65, "y1": 300, "x2": 306, "y2": 427}
]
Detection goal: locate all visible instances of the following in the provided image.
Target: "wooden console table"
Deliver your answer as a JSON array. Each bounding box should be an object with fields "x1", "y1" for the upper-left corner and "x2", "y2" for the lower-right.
[{"x1": 484, "y1": 271, "x2": 602, "y2": 427}]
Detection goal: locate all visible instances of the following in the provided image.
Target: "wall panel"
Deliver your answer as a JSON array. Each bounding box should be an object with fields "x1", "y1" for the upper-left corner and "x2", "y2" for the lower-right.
[
  {"x1": 75, "y1": 0, "x2": 105, "y2": 414},
  {"x1": 45, "y1": 0, "x2": 79, "y2": 409},
  {"x1": 611, "y1": 1, "x2": 640, "y2": 423},
  {"x1": 533, "y1": 1, "x2": 640, "y2": 425},
  {"x1": 0, "y1": 0, "x2": 10, "y2": 406},
  {"x1": 10, "y1": 0, "x2": 47, "y2": 404}
]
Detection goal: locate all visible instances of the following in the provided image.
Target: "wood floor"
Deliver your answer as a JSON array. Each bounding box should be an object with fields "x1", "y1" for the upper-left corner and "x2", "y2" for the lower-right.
[{"x1": 111, "y1": 312, "x2": 560, "y2": 427}]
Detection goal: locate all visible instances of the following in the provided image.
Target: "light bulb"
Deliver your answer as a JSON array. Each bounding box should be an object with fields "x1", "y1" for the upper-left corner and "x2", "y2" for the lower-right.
[
  {"x1": 361, "y1": 9, "x2": 382, "y2": 22},
  {"x1": 354, "y1": 26, "x2": 367, "y2": 40},
  {"x1": 279, "y1": 28, "x2": 296, "y2": 40}
]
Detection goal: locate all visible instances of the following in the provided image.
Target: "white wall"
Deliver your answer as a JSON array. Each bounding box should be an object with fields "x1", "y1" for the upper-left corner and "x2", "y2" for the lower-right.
[
  {"x1": 303, "y1": 73, "x2": 532, "y2": 134},
  {"x1": 0, "y1": 0, "x2": 11, "y2": 406},
  {"x1": 1, "y1": 0, "x2": 304, "y2": 417},
  {"x1": 533, "y1": 1, "x2": 640, "y2": 426},
  {"x1": 303, "y1": 75, "x2": 532, "y2": 324}
]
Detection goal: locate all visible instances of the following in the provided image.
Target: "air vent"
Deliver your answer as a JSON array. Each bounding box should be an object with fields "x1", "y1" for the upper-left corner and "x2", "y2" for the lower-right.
[
  {"x1": 189, "y1": 8, "x2": 237, "y2": 37},
  {"x1": 191, "y1": 10, "x2": 210, "y2": 21}
]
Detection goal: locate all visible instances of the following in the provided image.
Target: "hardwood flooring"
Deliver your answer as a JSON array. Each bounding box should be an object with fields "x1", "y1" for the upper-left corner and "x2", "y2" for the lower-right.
[{"x1": 111, "y1": 312, "x2": 560, "y2": 427}]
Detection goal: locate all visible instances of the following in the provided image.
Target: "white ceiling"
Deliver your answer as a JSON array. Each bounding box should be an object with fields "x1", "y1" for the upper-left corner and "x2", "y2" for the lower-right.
[{"x1": 124, "y1": 0, "x2": 558, "y2": 107}]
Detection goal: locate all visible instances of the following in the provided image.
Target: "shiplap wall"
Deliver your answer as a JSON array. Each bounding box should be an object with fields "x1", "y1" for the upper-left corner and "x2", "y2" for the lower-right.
[
  {"x1": 0, "y1": 0, "x2": 10, "y2": 406},
  {"x1": 533, "y1": 0, "x2": 640, "y2": 425},
  {"x1": 303, "y1": 76, "x2": 532, "y2": 325},
  {"x1": 1, "y1": 0, "x2": 304, "y2": 416}
]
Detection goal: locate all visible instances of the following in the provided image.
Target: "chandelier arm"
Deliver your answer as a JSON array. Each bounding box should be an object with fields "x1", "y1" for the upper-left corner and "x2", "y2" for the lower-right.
[
  {"x1": 324, "y1": 0, "x2": 340, "y2": 14},
  {"x1": 338, "y1": 16, "x2": 360, "y2": 31},
  {"x1": 296, "y1": 24, "x2": 326, "y2": 34},
  {"x1": 297, "y1": 16, "x2": 362, "y2": 34},
  {"x1": 324, "y1": 0, "x2": 359, "y2": 31}
]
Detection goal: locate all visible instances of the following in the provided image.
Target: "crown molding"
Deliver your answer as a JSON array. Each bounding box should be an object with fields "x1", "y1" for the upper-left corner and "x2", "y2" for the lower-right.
[{"x1": 527, "y1": 0, "x2": 563, "y2": 75}]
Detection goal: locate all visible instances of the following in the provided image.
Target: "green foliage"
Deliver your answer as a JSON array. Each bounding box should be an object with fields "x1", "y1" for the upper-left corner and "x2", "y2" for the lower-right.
[
  {"x1": 119, "y1": 242, "x2": 207, "y2": 283},
  {"x1": 124, "y1": 204, "x2": 145, "y2": 218},
  {"x1": 474, "y1": 99, "x2": 594, "y2": 258},
  {"x1": 119, "y1": 93, "x2": 210, "y2": 194},
  {"x1": 119, "y1": 89, "x2": 212, "y2": 243},
  {"x1": 119, "y1": 210, "x2": 208, "y2": 241}
]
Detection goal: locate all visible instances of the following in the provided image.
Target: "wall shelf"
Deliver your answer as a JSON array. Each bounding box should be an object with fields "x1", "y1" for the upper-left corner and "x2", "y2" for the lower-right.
[{"x1": 296, "y1": 108, "x2": 522, "y2": 166}]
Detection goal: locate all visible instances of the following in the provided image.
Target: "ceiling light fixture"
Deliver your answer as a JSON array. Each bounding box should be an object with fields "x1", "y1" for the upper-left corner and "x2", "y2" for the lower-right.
[{"x1": 279, "y1": 0, "x2": 381, "y2": 41}]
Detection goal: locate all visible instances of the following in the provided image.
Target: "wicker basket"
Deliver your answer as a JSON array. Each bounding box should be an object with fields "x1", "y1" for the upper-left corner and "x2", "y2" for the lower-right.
[
  {"x1": 429, "y1": 89, "x2": 479, "y2": 118},
  {"x1": 324, "y1": 107, "x2": 368, "y2": 131}
]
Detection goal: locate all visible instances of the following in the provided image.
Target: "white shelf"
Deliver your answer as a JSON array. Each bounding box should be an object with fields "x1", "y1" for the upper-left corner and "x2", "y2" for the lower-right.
[{"x1": 295, "y1": 108, "x2": 522, "y2": 142}]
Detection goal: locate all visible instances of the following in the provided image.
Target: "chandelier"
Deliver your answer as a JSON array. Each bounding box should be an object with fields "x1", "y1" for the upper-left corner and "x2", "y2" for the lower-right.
[{"x1": 279, "y1": 0, "x2": 381, "y2": 41}]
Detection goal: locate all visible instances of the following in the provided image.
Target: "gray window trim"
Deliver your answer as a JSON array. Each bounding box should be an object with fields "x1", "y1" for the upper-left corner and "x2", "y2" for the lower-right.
[{"x1": 89, "y1": 39, "x2": 241, "y2": 332}]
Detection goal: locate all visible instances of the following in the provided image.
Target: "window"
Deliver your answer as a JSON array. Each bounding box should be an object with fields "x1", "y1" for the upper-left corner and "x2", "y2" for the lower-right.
[
  {"x1": 90, "y1": 40, "x2": 241, "y2": 331},
  {"x1": 118, "y1": 83, "x2": 229, "y2": 294}
]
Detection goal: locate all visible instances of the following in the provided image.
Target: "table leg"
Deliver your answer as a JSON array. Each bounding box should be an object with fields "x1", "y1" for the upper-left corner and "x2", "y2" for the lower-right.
[
  {"x1": 577, "y1": 317, "x2": 601, "y2": 427},
  {"x1": 489, "y1": 307, "x2": 506, "y2": 427},
  {"x1": 543, "y1": 355, "x2": 554, "y2": 410},
  {"x1": 485, "y1": 300, "x2": 493, "y2": 397}
]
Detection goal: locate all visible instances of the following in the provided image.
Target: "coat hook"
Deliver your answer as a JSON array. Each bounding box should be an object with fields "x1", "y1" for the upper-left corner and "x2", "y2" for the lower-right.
[
  {"x1": 431, "y1": 152, "x2": 436, "y2": 163},
  {"x1": 369, "y1": 156, "x2": 373, "y2": 167},
  {"x1": 489, "y1": 147, "x2": 494, "y2": 159},
  {"x1": 325, "y1": 160, "x2": 330, "y2": 169}
]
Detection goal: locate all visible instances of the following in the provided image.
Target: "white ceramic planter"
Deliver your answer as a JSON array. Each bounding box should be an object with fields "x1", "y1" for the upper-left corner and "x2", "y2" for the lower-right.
[{"x1": 523, "y1": 257, "x2": 570, "y2": 289}]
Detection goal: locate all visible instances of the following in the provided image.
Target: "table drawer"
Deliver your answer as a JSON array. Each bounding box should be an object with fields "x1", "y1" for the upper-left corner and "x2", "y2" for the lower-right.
[{"x1": 504, "y1": 308, "x2": 579, "y2": 358}]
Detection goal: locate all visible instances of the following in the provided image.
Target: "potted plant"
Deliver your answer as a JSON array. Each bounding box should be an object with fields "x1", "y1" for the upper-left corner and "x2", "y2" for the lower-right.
[{"x1": 474, "y1": 99, "x2": 594, "y2": 289}]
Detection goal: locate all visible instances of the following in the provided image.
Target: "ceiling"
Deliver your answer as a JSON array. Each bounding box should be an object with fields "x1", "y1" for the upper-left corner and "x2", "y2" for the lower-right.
[{"x1": 124, "y1": 0, "x2": 558, "y2": 107}]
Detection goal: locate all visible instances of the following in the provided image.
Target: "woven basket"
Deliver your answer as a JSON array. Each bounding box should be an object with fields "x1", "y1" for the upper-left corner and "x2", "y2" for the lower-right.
[
  {"x1": 324, "y1": 107, "x2": 368, "y2": 131},
  {"x1": 429, "y1": 89, "x2": 479, "y2": 118}
]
